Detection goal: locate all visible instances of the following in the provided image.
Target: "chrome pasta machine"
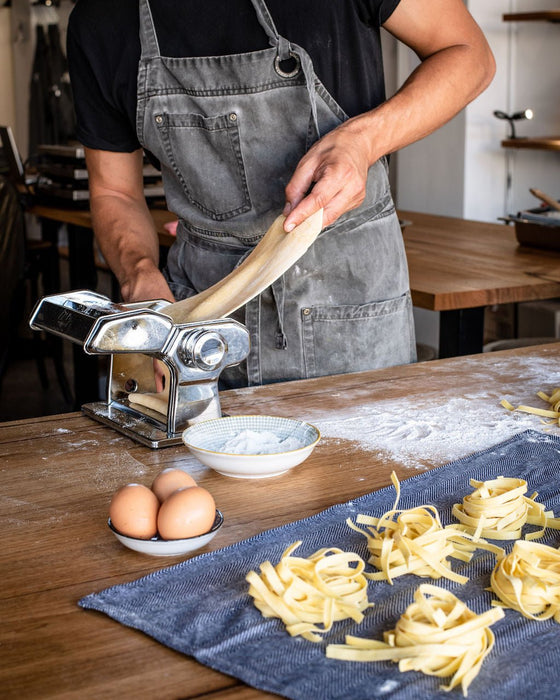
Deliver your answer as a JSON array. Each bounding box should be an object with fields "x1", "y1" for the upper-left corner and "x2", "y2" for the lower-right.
[{"x1": 29, "y1": 290, "x2": 250, "y2": 448}]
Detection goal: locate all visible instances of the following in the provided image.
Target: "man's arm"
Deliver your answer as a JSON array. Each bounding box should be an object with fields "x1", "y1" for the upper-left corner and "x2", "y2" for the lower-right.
[
  {"x1": 283, "y1": 0, "x2": 496, "y2": 231},
  {"x1": 85, "y1": 147, "x2": 175, "y2": 303}
]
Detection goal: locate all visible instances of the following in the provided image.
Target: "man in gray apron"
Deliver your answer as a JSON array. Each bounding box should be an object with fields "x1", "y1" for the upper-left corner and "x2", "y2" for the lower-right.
[{"x1": 69, "y1": 0, "x2": 495, "y2": 388}]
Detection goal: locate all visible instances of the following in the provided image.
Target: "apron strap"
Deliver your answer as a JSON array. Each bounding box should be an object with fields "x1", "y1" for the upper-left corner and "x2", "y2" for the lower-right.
[
  {"x1": 270, "y1": 277, "x2": 288, "y2": 350},
  {"x1": 298, "y1": 50, "x2": 320, "y2": 141},
  {"x1": 139, "y1": 0, "x2": 161, "y2": 60},
  {"x1": 250, "y1": 0, "x2": 319, "y2": 138},
  {"x1": 250, "y1": 0, "x2": 291, "y2": 61}
]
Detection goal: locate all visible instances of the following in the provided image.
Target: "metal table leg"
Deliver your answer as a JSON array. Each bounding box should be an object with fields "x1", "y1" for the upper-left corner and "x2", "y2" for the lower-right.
[
  {"x1": 438, "y1": 307, "x2": 486, "y2": 358},
  {"x1": 67, "y1": 224, "x2": 101, "y2": 407}
]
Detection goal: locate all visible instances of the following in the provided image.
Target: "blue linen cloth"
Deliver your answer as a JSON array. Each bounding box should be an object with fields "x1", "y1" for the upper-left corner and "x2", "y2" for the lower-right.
[{"x1": 80, "y1": 429, "x2": 560, "y2": 699}]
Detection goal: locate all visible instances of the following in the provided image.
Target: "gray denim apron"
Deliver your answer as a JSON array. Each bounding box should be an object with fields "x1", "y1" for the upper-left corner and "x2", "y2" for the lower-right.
[{"x1": 136, "y1": 0, "x2": 416, "y2": 388}]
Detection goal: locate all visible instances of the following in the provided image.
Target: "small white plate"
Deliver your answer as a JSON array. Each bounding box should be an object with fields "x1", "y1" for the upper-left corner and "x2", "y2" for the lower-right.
[
  {"x1": 108, "y1": 510, "x2": 223, "y2": 556},
  {"x1": 182, "y1": 415, "x2": 320, "y2": 478}
]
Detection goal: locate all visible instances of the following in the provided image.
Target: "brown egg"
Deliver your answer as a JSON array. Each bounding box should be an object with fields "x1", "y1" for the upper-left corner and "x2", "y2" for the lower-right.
[
  {"x1": 151, "y1": 468, "x2": 197, "y2": 503},
  {"x1": 157, "y1": 486, "x2": 216, "y2": 540},
  {"x1": 109, "y1": 483, "x2": 159, "y2": 540}
]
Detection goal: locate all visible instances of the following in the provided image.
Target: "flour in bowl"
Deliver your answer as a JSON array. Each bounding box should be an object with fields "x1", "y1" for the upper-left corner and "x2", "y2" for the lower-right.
[{"x1": 221, "y1": 429, "x2": 303, "y2": 454}]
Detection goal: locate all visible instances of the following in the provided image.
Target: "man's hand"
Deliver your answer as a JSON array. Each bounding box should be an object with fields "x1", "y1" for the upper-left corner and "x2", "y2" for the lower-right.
[
  {"x1": 283, "y1": 0, "x2": 495, "y2": 233},
  {"x1": 283, "y1": 119, "x2": 373, "y2": 231}
]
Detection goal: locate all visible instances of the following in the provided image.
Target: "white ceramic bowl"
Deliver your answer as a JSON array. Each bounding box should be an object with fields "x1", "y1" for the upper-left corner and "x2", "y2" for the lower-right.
[
  {"x1": 182, "y1": 415, "x2": 320, "y2": 479},
  {"x1": 108, "y1": 510, "x2": 223, "y2": 556}
]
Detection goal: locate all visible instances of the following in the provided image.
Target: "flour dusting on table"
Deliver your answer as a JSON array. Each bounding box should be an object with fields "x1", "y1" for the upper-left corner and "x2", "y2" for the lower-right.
[{"x1": 305, "y1": 355, "x2": 560, "y2": 470}]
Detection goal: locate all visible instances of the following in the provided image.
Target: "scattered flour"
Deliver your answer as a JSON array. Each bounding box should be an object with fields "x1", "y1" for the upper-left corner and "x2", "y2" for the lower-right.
[
  {"x1": 376, "y1": 679, "x2": 401, "y2": 694},
  {"x1": 304, "y1": 355, "x2": 560, "y2": 471},
  {"x1": 221, "y1": 429, "x2": 303, "y2": 454}
]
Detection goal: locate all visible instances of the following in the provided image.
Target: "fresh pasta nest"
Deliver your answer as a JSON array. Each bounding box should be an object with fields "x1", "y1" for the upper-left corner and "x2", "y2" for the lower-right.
[
  {"x1": 246, "y1": 541, "x2": 373, "y2": 642},
  {"x1": 326, "y1": 584, "x2": 504, "y2": 697},
  {"x1": 243, "y1": 470, "x2": 560, "y2": 697},
  {"x1": 490, "y1": 539, "x2": 560, "y2": 622},
  {"x1": 347, "y1": 473, "x2": 502, "y2": 585},
  {"x1": 452, "y1": 476, "x2": 560, "y2": 541}
]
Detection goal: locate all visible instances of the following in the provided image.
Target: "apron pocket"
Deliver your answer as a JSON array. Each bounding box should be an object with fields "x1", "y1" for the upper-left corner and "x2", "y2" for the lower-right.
[
  {"x1": 156, "y1": 112, "x2": 251, "y2": 220},
  {"x1": 300, "y1": 292, "x2": 416, "y2": 378}
]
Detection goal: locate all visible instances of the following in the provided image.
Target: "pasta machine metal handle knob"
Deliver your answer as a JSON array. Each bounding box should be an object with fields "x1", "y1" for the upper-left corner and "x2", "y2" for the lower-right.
[{"x1": 179, "y1": 330, "x2": 226, "y2": 371}]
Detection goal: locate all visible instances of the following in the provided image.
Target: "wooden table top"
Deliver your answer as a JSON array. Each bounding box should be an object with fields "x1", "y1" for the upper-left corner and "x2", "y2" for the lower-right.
[
  {"x1": 3, "y1": 343, "x2": 560, "y2": 699},
  {"x1": 28, "y1": 203, "x2": 178, "y2": 248},
  {"x1": 29, "y1": 204, "x2": 560, "y2": 315},
  {"x1": 399, "y1": 210, "x2": 560, "y2": 311}
]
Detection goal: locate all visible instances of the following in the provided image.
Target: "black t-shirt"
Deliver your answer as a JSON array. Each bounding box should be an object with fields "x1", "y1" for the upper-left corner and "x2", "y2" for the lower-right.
[{"x1": 67, "y1": 0, "x2": 400, "y2": 153}]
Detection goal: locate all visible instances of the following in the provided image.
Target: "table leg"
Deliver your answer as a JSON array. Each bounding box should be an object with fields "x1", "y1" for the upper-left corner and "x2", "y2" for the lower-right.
[
  {"x1": 37, "y1": 218, "x2": 62, "y2": 294},
  {"x1": 32, "y1": 218, "x2": 74, "y2": 405},
  {"x1": 438, "y1": 307, "x2": 485, "y2": 358},
  {"x1": 67, "y1": 224, "x2": 101, "y2": 407},
  {"x1": 67, "y1": 224, "x2": 97, "y2": 291}
]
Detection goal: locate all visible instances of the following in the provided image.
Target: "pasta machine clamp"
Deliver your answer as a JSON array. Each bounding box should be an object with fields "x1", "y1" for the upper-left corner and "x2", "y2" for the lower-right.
[{"x1": 29, "y1": 290, "x2": 251, "y2": 448}]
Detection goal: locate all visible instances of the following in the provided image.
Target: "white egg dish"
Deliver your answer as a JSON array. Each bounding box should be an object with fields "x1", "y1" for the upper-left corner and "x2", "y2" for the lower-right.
[{"x1": 108, "y1": 509, "x2": 224, "y2": 556}]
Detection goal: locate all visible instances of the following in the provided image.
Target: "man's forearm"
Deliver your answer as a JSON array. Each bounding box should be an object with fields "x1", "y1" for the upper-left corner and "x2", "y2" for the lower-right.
[
  {"x1": 85, "y1": 147, "x2": 175, "y2": 303},
  {"x1": 91, "y1": 193, "x2": 174, "y2": 303},
  {"x1": 283, "y1": 0, "x2": 495, "y2": 231},
  {"x1": 350, "y1": 42, "x2": 495, "y2": 167}
]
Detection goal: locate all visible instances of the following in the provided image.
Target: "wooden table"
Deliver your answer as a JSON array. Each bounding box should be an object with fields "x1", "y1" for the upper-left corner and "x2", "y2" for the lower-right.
[
  {"x1": 3, "y1": 343, "x2": 560, "y2": 699},
  {"x1": 400, "y1": 210, "x2": 560, "y2": 357},
  {"x1": 28, "y1": 203, "x2": 177, "y2": 249}
]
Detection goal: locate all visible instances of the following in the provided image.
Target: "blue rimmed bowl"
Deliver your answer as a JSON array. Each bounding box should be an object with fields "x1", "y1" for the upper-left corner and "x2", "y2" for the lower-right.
[{"x1": 182, "y1": 415, "x2": 320, "y2": 479}]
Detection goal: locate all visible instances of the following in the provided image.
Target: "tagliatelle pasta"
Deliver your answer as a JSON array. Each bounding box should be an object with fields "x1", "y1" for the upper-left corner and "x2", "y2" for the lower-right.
[
  {"x1": 490, "y1": 539, "x2": 560, "y2": 622},
  {"x1": 246, "y1": 541, "x2": 373, "y2": 642},
  {"x1": 451, "y1": 476, "x2": 560, "y2": 541},
  {"x1": 326, "y1": 584, "x2": 504, "y2": 697},
  {"x1": 501, "y1": 388, "x2": 560, "y2": 424},
  {"x1": 347, "y1": 473, "x2": 502, "y2": 585}
]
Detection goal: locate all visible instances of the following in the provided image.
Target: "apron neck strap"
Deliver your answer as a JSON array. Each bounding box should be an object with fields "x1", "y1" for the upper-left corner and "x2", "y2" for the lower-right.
[
  {"x1": 251, "y1": 0, "x2": 318, "y2": 135},
  {"x1": 139, "y1": 0, "x2": 161, "y2": 60},
  {"x1": 250, "y1": 0, "x2": 291, "y2": 61},
  {"x1": 299, "y1": 50, "x2": 320, "y2": 140}
]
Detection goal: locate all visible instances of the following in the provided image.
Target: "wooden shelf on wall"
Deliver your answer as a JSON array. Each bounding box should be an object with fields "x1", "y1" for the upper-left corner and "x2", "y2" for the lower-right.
[
  {"x1": 501, "y1": 137, "x2": 560, "y2": 151},
  {"x1": 503, "y1": 11, "x2": 560, "y2": 22}
]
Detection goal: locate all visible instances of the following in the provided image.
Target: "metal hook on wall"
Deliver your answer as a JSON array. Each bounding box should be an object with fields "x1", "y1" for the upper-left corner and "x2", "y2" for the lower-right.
[
  {"x1": 31, "y1": 0, "x2": 59, "y2": 27},
  {"x1": 493, "y1": 108, "x2": 534, "y2": 140}
]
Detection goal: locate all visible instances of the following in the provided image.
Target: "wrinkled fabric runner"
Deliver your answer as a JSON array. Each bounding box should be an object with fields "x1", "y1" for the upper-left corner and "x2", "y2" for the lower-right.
[{"x1": 80, "y1": 430, "x2": 560, "y2": 699}]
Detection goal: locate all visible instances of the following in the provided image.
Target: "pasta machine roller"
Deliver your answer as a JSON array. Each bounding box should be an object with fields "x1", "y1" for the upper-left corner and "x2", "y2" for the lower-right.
[{"x1": 29, "y1": 290, "x2": 250, "y2": 447}]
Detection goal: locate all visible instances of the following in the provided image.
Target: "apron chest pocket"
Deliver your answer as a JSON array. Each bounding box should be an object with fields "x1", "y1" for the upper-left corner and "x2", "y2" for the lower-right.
[
  {"x1": 300, "y1": 293, "x2": 416, "y2": 378},
  {"x1": 156, "y1": 112, "x2": 251, "y2": 220}
]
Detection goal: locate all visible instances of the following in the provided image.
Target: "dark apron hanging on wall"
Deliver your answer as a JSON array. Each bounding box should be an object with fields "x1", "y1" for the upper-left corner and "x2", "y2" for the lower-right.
[
  {"x1": 47, "y1": 23, "x2": 76, "y2": 144},
  {"x1": 28, "y1": 20, "x2": 76, "y2": 156},
  {"x1": 28, "y1": 23, "x2": 51, "y2": 155}
]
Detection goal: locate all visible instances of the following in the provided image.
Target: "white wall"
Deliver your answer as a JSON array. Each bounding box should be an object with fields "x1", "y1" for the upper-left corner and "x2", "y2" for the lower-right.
[
  {"x1": 393, "y1": 0, "x2": 560, "y2": 223},
  {"x1": 463, "y1": 0, "x2": 511, "y2": 222},
  {"x1": 0, "y1": 8, "x2": 16, "y2": 129},
  {"x1": 506, "y1": 0, "x2": 560, "y2": 214}
]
